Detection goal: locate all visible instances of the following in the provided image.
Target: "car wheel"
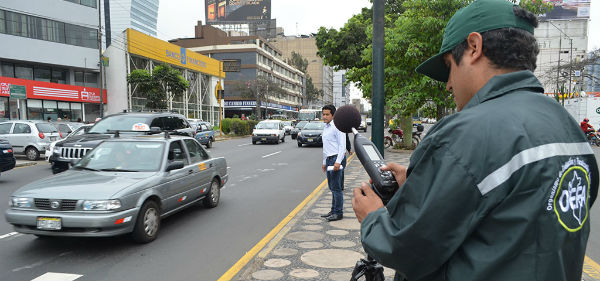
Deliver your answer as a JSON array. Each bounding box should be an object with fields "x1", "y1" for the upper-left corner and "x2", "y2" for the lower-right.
[
  {"x1": 206, "y1": 139, "x2": 212, "y2": 148},
  {"x1": 252, "y1": 140, "x2": 257, "y2": 145},
  {"x1": 25, "y1": 147, "x2": 39, "y2": 161},
  {"x1": 297, "y1": 142, "x2": 302, "y2": 147},
  {"x1": 203, "y1": 179, "x2": 220, "y2": 208},
  {"x1": 282, "y1": 135, "x2": 285, "y2": 143},
  {"x1": 291, "y1": 135, "x2": 296, "y2": 140},
  {"x1": 131, "y1": 200, "x2": 160, "y2": 243}
]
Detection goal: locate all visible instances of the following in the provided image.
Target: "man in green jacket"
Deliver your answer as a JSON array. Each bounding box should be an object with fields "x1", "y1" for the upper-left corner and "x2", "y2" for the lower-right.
[{"x1": 352, "y1": 0, "x2": 599, "y2": 280}]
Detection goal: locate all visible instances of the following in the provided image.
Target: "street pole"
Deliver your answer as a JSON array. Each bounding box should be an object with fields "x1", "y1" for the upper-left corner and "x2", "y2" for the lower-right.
[
  {"x1": 569, "y1": 38, "x2": 573, "y2": 96},
  {"x1": 97, "y1": 0, "x2": 104, "y2": 117},
  {"x1": 557, "y1": 35, "x2": 562, "y2": 105},
  {"x1": 218, "y1": 64, "x2": 222, "y2": 136},
  {"x1": 372, "y1": 0, "x2": 384, "y2": 155}
]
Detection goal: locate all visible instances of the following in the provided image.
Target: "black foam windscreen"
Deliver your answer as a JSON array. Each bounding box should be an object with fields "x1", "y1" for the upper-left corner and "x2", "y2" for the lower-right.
[{"x1": 333, "y1": 105, "x2": 362, "y2": 133}]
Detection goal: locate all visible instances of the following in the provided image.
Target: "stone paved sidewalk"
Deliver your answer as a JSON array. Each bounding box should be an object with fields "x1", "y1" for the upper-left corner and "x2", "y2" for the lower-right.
[{"x1": 234, "y1": 150, "x2": 412, "y2": 281}]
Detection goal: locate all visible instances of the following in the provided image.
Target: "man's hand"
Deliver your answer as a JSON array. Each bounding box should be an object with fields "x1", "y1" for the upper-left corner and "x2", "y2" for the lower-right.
[
  {"x1": 322, "y1": 165, "x2": 326, "y2": 173},
  {"x1": 333, "y1": 162, "x2": 341, "y2": 171},
  {"x1": 380, "y1": 162, "x2": 408, "y2": 186},
  {"x1": 352, "y1": 182, "x2": 384, "y2": 222}
]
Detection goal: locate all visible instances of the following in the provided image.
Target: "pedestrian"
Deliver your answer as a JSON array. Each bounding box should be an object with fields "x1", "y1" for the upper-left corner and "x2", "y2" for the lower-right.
[
  {"x1": 77, "y1": 117, "x2": 82, "y2": 123},
  {"x1": 56, "y1": 117, "x2": 62, "y2": 122},
  {"x1": 46, "y1": 117, "x2": 51, "y2": 122},
  {"x1": 352, "y1": 1, "x2": 598, "y2": 280},
  {"x1": 321, "y1": 104, "x2": 346, "y2": 222}
]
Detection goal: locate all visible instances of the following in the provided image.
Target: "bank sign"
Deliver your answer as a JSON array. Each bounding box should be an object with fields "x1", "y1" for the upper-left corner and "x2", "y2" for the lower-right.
[
  {"x1": 127, "y1": 29, "x2": 225, "y2": 79},
  {"x1": 0, "y1": 76, "x2": 107, "y2": 104}
]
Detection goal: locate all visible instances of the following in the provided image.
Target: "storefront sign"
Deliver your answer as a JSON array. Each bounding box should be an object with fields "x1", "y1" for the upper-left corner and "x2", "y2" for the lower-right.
[
  {"x1": 126, "y1": 29, "x2": 225, "y2": 78},
  {"x1": 0, "y1": 77, "x2": 106, "y2": 104},
  {"x1": 224, "y1": 100, "x2": 293, "y2": 110},
  {"x1": 9, "y1": 85, "x2": 26, "y2": 99}
]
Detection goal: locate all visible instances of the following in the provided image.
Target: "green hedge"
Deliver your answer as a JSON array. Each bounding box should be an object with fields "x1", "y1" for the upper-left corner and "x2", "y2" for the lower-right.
[{"x1": 220, "y1": 118, "x2": 258, "y2": 136}]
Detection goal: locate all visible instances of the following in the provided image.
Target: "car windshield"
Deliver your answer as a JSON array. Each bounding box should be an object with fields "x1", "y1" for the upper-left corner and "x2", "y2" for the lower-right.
[
  {"x1": 295, "y1": 121, "x2": 308, "y2": 128},
  {"x1": 303, "y1": 122, "x2": 325, "y2": 130},
  {"x1": 35, "y1": 123, "x2": 58, "y2": 133},
  {"x1": 68, "y1": 126, "x2": 90, "y2": 137},
  {"x1": 256, "y1": 122, "x2": 279, "y2": 129},
  {"x1": 88, "y1": 116, "x2": 150, "y2": 134},
  {"x1": 282, "y1": 121, "x2": 292, "y2": 126},
  {"x1": 74, "y1": 141, "x2": 165, "y2": 172}
]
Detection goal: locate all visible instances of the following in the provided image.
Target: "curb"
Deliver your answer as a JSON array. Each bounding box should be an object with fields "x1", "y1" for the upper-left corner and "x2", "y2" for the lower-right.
[{"x1": 15, "y1": 162, "x2": 37, "y2": 168}]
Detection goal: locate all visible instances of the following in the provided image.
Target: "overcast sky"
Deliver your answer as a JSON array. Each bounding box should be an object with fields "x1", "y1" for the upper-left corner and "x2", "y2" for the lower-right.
[{"x1": 156, "y1": 0, "x2": 600, "y2": 101}]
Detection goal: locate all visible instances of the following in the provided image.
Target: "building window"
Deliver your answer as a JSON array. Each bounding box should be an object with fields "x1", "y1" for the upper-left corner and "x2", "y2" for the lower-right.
[
  {"x1": 1, "y1": 61, "x2": 14, "y2": 77},
  {"x1": 15, "y1": 65, "x2": 33, "y2": 80},
  {"x1": 71, "y1": 103, "x2": 83, "y2": 121},
  {"x1": 43, "y1": 100, "x2": 58, "y2": 121},
  {"x1": 64, "y1": 0, "x2": 97, "y2": 8},
  {"x1": 51, "y1": 68, "x2": 68, "y2": 84},
  {"x1": 75, "y1": 71, "x2": 99, "y2": 87},
  {"x1": 34, "y1": 66, "x2": 51, "y2": 82},
  {"x1": 27, "y1": 99, "x2": 43, "y2": 120},
  {"x1": 0, "y1": 9, "x2": 97, "y2": 49}
]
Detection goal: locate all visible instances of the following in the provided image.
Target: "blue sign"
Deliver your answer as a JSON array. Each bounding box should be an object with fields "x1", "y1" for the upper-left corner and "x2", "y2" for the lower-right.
[{"x1": 180, "y1": 48, "x2": 187, "y2": 64}]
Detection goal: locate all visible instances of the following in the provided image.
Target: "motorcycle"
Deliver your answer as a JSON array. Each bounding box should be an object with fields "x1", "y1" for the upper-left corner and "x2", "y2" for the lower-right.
[
  {"x1": 586, "y1": 130, "x2": 600, "y2": 146},
  {"x1": 384, "y1": 128, "x2": 421, "y2": 148}
]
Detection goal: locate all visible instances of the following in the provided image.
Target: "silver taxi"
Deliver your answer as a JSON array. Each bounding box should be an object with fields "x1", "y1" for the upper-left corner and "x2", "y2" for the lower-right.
[{"x1": 5, "y1": 133, "x2": 228, "y2": 243}]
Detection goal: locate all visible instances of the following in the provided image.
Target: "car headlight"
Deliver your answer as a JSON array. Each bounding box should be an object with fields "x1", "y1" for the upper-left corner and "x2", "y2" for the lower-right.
[
  {"x1": 82, "y1": 199, "x2": 121, "y2": 211},
  {"x1": 53, "y1": 147, "x2": 61, "y2": 154},
  {"x1": 10, "y1": 197, "x2": 32, "y2": 208}
]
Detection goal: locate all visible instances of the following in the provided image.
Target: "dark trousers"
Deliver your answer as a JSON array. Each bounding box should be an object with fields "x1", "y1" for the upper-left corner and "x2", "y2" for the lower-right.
[{"x1": 326, "y1": 155, "x2": 344, "y2": 215}]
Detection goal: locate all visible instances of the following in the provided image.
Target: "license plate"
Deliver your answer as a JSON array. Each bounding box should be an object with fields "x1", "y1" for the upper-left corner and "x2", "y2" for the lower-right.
[
  {"x1": 261, "y1": 137, "x2": 266, "y2": 141},
  {"x1": 50, "y1": 137, "x2": 57, "y2": 141},
  {"x1": 308, "y1": 138, "x2": 313, "y2": 142},
  {"x1": 37, "y1": 217, "x2": 61, "y2": 230}
]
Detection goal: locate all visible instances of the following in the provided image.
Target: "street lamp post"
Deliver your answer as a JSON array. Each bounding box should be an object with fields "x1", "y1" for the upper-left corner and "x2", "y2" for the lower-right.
[{"x1": 549, "y1": 21, "x2": 574, "y2": 104}]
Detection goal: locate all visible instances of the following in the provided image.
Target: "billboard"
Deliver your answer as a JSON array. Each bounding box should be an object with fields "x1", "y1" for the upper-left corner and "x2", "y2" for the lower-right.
[
  {"x1": 205, "y1": 0, "x2": 271, "y2": 23},
  {"x1": 540, "y1": 0, "x2": 591, "y2": 20}
]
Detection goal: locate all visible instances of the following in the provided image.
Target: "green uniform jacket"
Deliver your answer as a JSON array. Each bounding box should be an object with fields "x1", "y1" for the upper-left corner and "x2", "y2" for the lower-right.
[{"x1": 361, "y1": 71, "x2": 599, "y2": 281}]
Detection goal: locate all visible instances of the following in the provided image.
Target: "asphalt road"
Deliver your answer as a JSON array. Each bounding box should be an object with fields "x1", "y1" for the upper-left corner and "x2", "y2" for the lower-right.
[{"x1": 0, "y1": 134, "x2": 330, "y2": 281}]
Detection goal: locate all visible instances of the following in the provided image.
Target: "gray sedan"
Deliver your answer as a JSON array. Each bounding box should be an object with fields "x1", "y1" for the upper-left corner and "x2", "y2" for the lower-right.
[{"x1": 5, "y1": 135, "x2": 228, "y2": 243}]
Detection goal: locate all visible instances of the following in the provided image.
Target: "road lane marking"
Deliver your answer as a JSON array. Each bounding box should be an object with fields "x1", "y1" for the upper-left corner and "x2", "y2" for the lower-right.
[
  {"x1": 262, "y1": 151, "x2": 281, "y2": 158},
  {"x1": 216, "y1": 153, "x2": 356, "y2": 281},
  {"x1": 31, "y1": 272, "x2": 82, "y2": 281},
  {"x1": 584, "y1": 256, "x2": 600, "y2": 278},
  {"x1": 0, "y1": 232, "x2": 18, "y2": 240},
  {"x1": 237, "y1": 143, "x2": 251, "y2": 147}
]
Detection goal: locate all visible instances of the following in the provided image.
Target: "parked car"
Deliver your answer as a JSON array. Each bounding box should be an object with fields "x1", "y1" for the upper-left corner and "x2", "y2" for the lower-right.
[
  {"x1": 291, "y1": 121, "x2": 308, "y2": 139},
  {"x1": 52, "y1": 122, "x2": 84, "y2": 139},
  {"x1": 252, "y1": 120, "x2": 285, "y2": 144},
  {"x1": 282, "y1": 121, "x2": 294, "y2": 135},
  {"x1": 358, "y1": 120, "x2": 368, "y2": 132},
  {"x1": 366, "y1": 118, "x2": 372, "y2": 125},
  {"x1": 194, "y1": 122, "x2": 215, "y2": 148},
  {"x1": 0, "y1": 139, "x2": 16, "y2": 176},
  {"x1": 50, "y1": 112, "x2": 194, "y2": 174},
  {"x1": 297, "y1": 121, "x2": 325, "y2": 147},
  {"x1": 46, "y1": 124, "x2": 93, "y2": 162},
  {"x1": 0, "y1": 121, "x2": 61, "y2": 160},
  {"x1": 5, "y1": 134, "x2": 228, "y2": 243}
]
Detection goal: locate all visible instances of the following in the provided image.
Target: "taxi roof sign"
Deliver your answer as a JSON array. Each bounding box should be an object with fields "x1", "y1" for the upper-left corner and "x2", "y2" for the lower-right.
[{"x1": 132, "y1": 123, "x2": 150, "y2": 131}]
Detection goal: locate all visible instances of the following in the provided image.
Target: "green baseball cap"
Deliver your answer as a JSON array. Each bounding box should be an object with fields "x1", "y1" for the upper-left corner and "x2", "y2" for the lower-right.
[{"x1": 415, "y1": 0, "x2": 535, "y2": 82}]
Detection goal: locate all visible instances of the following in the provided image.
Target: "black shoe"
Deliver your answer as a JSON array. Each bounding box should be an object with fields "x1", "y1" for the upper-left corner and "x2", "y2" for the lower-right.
[
  {"x1": 326, "y1": 214, "x2": 343, "y2": 221},
  {"x1": 320, "y1": 212, "x2": 333, "y2": 218}
]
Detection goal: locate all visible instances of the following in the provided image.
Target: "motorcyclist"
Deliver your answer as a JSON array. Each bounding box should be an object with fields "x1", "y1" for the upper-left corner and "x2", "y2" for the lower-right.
[{"x1": 581, "y1": 118, "x2": 595, "y2": 135}]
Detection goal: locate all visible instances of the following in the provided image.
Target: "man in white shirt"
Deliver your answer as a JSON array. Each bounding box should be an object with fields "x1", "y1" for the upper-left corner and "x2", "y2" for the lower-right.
[{"x1": 321, "y1": 105, "x2": 346, "y2": 221}]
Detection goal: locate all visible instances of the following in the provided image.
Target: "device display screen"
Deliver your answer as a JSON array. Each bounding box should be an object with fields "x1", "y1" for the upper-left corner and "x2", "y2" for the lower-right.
[{"x1": 363, "y1": 145, "x2": 381, "y2": 161}]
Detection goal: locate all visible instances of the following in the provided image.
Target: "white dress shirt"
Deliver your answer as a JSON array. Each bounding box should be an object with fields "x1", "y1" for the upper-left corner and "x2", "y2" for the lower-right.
[{"x1": 322, "y1": 120, "x2": 346, "y2": 165}]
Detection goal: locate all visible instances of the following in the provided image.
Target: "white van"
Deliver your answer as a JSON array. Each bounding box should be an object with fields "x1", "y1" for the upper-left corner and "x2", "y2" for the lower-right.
[{"x1": 252, "y1": 120, "x2": 285, "y2": 144}]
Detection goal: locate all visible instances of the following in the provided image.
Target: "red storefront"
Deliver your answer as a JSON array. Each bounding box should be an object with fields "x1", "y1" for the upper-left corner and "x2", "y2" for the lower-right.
[{"x1": 0, "y1": 76, "x2": 107, "y2": 122}]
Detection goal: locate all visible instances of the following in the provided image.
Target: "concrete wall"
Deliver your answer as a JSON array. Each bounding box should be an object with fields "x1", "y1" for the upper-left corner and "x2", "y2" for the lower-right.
[
  {"x1": 104, "y1": 42, "x2": 129, "y2": 115},
  {"x1": 0, "y1": 0, "x2": 98, "y2": 26}
]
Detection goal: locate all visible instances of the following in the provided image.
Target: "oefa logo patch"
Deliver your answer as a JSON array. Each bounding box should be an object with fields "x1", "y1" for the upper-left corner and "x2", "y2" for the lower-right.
[{"x1": 547, "y1": 158, "x2": 591, "y2": 232}]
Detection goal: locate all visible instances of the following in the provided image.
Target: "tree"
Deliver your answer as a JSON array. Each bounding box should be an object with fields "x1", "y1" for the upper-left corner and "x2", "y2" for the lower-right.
[
  {"x1": 232, "y1": 75, "x2": 285, "y2": 119},
  {"x1": 316, "y1": 0, "x2": 551, "y2": 147},
  {"x1": 538, "y1": 48, "x2": 600, "y2": 94},
  {"x1": 127, "y1": 64, "x2": 190, "y2": 110}
]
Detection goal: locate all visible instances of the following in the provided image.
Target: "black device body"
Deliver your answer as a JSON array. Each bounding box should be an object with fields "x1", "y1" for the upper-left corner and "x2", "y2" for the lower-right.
[{"x1": 353, "y1": 133, "x2": 399, "y2": 204}]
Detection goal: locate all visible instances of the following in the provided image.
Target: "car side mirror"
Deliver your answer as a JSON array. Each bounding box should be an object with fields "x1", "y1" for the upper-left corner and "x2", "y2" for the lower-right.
[{"x1": 166, "y1": 161, "x2": 185, "y2": 171}]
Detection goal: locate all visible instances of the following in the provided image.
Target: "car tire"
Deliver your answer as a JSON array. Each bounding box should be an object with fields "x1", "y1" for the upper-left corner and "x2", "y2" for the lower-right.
[
  {"x1": 25, "y1": 147, "x2": 39, "y2": 161},
  {"x1": 206, "y1": 139, "x2": 212, "y2": 148},
  {"x1": 297, "y1": 142, "x2": 302, "y2": 147},
  {"x1": 282, "y1": 135, "x2": 285, "y2": 143},
  {"x1": 131, "y1": 200, "x2": 160, "y2": 243},
  {"x1": 252, "y1": 140, "x2": 256, "y2": 145},
  {"x1": 203, "y1": 179, "x2": 220, "y2": 208},
  {"x1": 291, "y1": 135, "x2": 296, "y2": 140}
]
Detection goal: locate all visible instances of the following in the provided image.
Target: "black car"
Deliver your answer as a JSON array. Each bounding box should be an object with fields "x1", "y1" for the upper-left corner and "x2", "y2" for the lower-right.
[
  {"x1": 297, "y1": 122, "x2": 325, "y2": 147},
  {"x1": 0, "y1": 139, "x2": 16, "y2": 175},
  {"x1": 50, "y1": 112, "x2": 194, "y2": 174}
]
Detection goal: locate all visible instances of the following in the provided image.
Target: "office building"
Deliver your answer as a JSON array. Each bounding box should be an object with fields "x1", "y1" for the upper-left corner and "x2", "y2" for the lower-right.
[{"x1": 0, "y1": 0, "x2": 105, "y2": 121}]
